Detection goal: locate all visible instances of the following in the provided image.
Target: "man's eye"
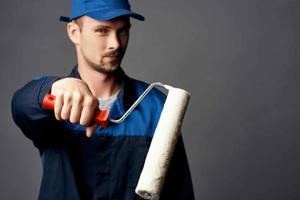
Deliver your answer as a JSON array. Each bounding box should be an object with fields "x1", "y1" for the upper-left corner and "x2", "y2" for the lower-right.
[
  {"x1": 119, "y1": 29, "x2": 129, "y2": 36},
  {"x1": 96, "y1": 29, "x2": 108, "y2": 34}
]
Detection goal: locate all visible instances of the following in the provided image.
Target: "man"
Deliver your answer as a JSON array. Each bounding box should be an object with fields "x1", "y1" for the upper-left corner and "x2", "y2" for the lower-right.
[{"x1": 11, "y1": 0, "x2": 194, "y2": 199}]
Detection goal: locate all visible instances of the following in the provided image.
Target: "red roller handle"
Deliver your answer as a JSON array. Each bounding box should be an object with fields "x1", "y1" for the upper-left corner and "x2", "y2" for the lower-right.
[{"x1": 42, "y1": 93, "x2": 109, "y2": 128}]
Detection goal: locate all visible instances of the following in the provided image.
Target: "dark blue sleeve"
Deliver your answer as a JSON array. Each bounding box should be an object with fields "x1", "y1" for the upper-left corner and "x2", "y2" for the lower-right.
[
  {"x1": 11, "y1": 76, "x2": 65, "y2": 149},
  {"x1": 160, "y1": 135, "x2": 195, "y2": 200}
]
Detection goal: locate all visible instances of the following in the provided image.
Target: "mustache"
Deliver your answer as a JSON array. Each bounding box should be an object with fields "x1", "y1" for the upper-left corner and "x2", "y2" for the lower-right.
[{"x1": 104, "y1": 50, "x2": 123, "y2": 57}]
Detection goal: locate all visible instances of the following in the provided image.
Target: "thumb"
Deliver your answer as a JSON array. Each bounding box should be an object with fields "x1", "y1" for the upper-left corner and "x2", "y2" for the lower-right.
[{"x1": 86, "y1": 124, "x2": 97, "y2": 138}]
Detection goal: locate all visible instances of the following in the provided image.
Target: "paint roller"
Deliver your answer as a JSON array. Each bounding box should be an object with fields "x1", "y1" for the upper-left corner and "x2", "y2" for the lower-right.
[{"x1": 42, "y1": 82, "x2": 190, "y2": 200}]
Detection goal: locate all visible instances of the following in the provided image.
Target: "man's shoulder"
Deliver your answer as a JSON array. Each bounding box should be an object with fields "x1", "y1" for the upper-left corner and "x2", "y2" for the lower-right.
[
  {"x1": 123, "y1": 77, "x2": 166, "y2": 134},
  {"x1": 127, "y1": 77, "x2": 166, "y2": 106}
]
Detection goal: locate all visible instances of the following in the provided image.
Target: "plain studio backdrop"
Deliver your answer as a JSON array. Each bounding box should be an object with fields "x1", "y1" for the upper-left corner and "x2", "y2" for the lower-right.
[{"x1": 1, "y1": 0, "x2": 300, "y2": 199}]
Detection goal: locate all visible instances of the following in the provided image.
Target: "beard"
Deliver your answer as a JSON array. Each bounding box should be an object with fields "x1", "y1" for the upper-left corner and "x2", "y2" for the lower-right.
[{"x1": 82, "y1": 50, "x2": 124, "y2": 74}]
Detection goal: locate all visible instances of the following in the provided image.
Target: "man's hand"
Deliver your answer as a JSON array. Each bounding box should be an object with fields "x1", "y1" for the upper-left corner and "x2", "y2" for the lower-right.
[{"x1": 51, "y1": 78, "x2": 99, "y2": 137}]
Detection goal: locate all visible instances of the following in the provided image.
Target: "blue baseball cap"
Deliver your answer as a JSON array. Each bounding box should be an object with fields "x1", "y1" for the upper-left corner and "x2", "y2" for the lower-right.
[{"x1": 60, "y1": 0, "x2": 145, "y2": 22}]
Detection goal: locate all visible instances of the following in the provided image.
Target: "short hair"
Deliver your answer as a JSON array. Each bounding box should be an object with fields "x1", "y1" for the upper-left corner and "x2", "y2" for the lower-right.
[{"x1": 74, "y1": 18, "x2": 83, "y2": 31}]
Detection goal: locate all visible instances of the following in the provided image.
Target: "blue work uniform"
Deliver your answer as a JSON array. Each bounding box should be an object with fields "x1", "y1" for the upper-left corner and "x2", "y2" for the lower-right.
[{"x1": 11, "y1": 67, "x2": 195, "y2": 200}]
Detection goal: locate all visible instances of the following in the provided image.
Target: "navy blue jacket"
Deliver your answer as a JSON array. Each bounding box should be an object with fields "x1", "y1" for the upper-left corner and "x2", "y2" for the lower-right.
[{"x1": 11, "y1": 67, "x2": 194, "y2": 200}]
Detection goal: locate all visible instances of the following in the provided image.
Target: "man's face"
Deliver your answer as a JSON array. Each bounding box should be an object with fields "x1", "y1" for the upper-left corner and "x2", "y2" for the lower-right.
[{"x1": 74, "y1": 16, "x2": 131, "y2": 74}]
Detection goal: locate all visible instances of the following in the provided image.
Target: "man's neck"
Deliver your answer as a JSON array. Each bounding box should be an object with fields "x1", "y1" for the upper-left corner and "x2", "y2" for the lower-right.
[{"x1": 77, "y1": 65, "x2": 121, "y2": 99}]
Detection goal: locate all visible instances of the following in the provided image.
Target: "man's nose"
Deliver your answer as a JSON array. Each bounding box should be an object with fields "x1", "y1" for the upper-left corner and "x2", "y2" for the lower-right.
[{"x1": 108, "y1": 33, "x2": 120, "y2": 50}]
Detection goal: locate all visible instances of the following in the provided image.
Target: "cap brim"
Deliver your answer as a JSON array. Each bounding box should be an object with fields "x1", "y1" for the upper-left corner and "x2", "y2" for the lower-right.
[
  {"x1": 60, "y1": 9, "x2": 145, "y2": 22},
  {"x1": 60, "y1": 16, "x2": 71, "y2": 22}
]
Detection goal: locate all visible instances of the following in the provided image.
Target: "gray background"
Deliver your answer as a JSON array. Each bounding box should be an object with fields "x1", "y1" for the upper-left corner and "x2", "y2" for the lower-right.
[{"x1": 1, "y1": 0, "x2": 300, "y2": 199}]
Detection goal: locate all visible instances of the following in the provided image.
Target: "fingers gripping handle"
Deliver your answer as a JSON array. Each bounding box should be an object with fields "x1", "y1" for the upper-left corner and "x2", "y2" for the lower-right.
[{"x1": 42, "y1": 94, "x2": 109, "y2": 128}]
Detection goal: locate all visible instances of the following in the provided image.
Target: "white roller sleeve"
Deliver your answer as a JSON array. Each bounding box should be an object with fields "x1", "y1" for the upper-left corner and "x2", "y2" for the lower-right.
[{"x1": 135, "y1": 85, "x2": 190, "y2": 200}]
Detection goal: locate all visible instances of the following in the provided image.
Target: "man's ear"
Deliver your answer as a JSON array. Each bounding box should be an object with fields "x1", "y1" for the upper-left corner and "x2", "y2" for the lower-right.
[{"x1": 67, "y1": 21, "x2": 80, "y2": 45}]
